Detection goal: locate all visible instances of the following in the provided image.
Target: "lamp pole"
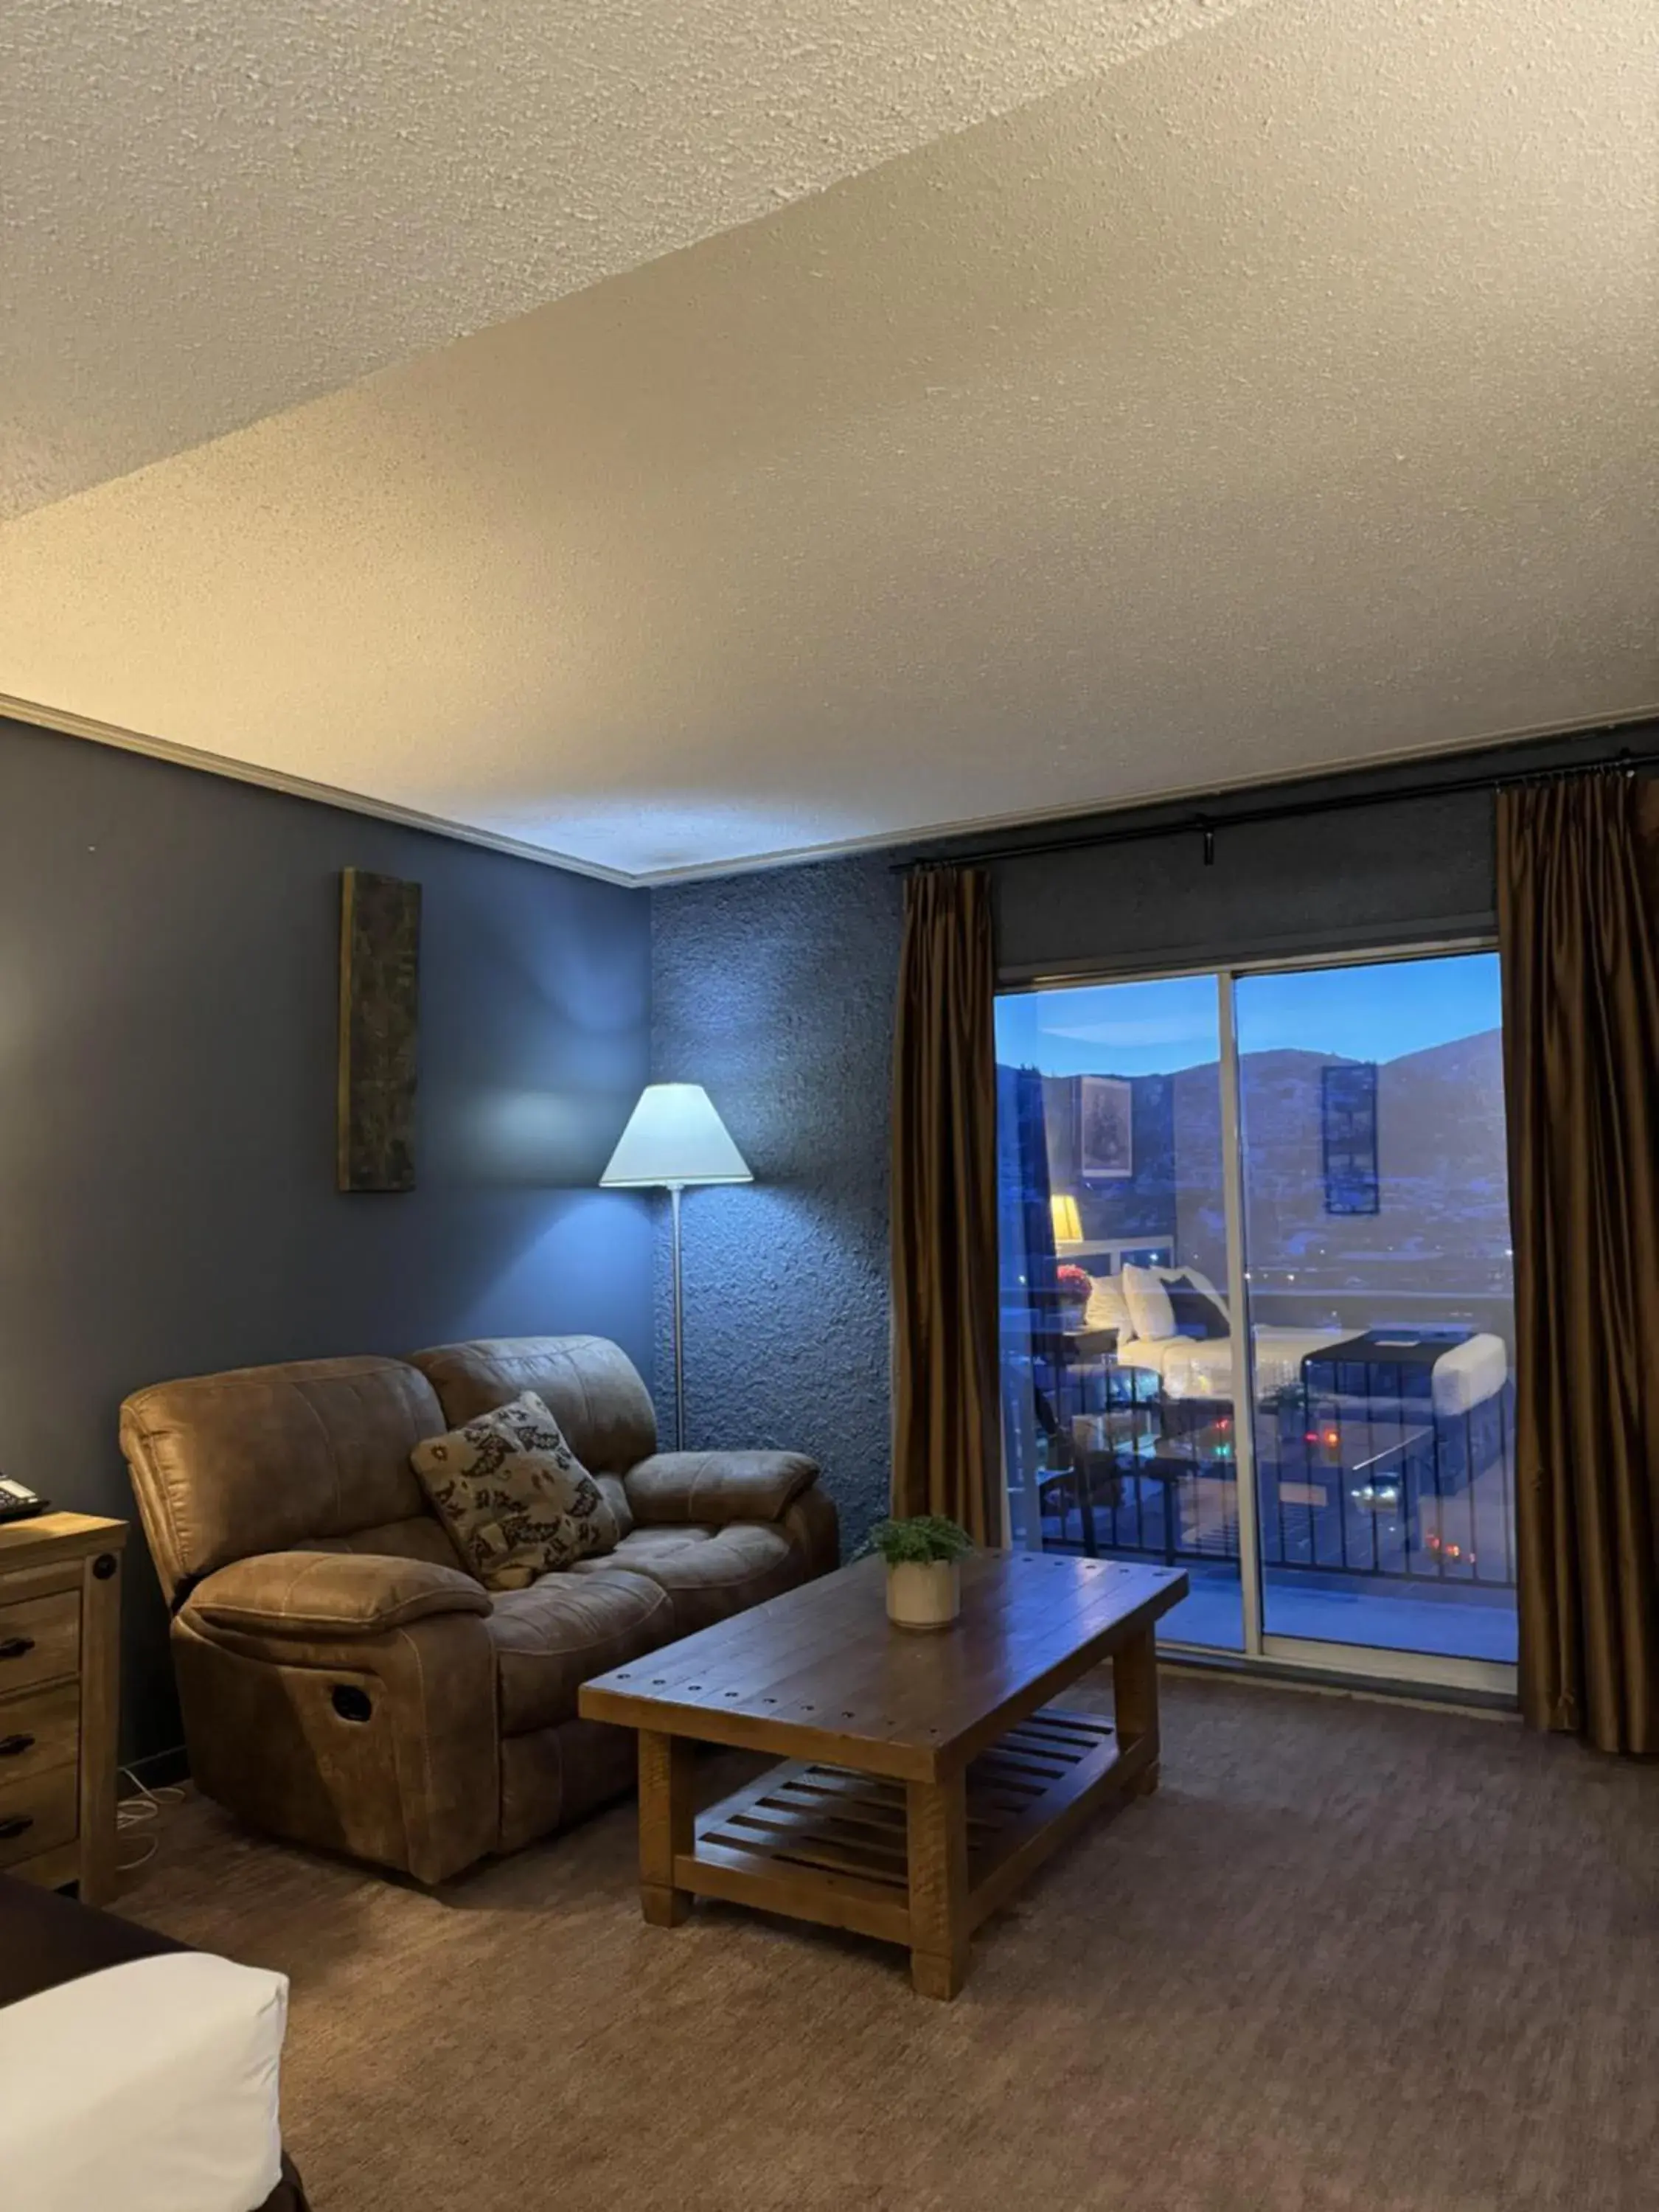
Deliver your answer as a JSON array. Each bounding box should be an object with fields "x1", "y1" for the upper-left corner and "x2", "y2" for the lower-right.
[{"x1": 668, "y1": 1181, "x2": 686, "y2": 1452}]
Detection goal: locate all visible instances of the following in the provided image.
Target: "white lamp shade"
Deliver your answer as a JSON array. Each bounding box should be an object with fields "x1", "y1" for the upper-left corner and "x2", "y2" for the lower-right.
[{"x1": 600, "y1": 1083, "x2": 753, "y2": 1189}]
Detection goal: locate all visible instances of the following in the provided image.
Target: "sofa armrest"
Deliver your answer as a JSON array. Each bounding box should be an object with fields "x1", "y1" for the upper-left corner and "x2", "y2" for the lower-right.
[
  {"x1": 625, "y1": 1450, "x2": 818, "y2": 1526},
  {"x1": 184, "y1": 1551, "x2": 491, "y2": 1639}
]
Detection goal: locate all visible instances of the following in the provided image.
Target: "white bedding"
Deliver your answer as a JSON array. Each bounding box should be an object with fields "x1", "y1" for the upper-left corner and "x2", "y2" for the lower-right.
[
  {"x1": 0, "y1": 1951, "x2": 288, "y2": 2212},
  {"x1": 1116, "y1": 1326, "x2": 1508, "y2": 1420}
]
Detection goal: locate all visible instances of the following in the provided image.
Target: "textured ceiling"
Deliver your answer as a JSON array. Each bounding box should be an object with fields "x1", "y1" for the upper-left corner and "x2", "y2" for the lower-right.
[
  {"x1": 1, "y1": 0, "x2": 1263, "y2": 518},
  {"x1": 3, "y1": 0, "x2": 1656, "y2": 880}
]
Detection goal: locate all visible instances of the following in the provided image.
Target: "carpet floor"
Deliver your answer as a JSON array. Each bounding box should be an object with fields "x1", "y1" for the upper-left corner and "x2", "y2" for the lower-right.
[{"x1": 118, "y1": 1672, "x2": 1659, "y2": 2212}]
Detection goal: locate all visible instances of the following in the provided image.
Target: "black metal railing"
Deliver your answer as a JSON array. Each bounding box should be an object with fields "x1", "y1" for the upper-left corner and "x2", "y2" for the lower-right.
[{"x1": 1009, "y1": 1363, "x2": 1518, "y2": 1593}]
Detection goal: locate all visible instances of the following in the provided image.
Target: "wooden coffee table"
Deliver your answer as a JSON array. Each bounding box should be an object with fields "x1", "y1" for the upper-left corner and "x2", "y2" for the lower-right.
[{"x1": 580, "y1": 1550, "x2": 1187, "y2": 1997}]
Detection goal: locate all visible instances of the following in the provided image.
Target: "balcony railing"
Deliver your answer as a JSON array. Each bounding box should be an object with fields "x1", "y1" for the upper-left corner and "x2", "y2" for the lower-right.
[{"x1": 1008, "y1": 1360, "x2": 1517, "y2": 1593}]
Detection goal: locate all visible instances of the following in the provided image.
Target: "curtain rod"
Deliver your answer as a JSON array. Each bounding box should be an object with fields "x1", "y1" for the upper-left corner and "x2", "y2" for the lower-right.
[{"x1": 895, "y1": 724, "x2": 1659, "y2": 874}]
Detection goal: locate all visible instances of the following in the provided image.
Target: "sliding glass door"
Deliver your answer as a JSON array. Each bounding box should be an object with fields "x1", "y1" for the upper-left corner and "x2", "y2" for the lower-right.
[
  {"x1": 995, "y1": 947, "x2": 1517, "y2": 1688},
  {"x1": 996, "y1": 975, "x2": 1244, "y2": 1652},
  {"x1": 1236, "y1": 955, "x2": 1516, "y2": 1665}
]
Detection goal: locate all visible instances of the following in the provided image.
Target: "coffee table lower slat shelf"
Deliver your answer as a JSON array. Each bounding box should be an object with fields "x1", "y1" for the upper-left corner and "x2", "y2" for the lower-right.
[
  {"x1": 681, "y1": 1703, "x2": 1134, "y2": 1966},
  {"x1": 966, "y1": 1708, "x2": 1144, "y2": 1933},
  {"x1": 676, "y1": 1835, "x2": 914, "y2": 1946}
]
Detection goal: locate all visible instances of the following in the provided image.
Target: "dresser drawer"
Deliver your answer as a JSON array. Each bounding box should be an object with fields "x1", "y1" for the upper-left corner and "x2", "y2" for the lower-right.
[
  {"x1": 0, "y1": 1588, "x2": 80, "y2": 1692},
  {"x1": 0, "y1": 1679, "x2": 80, "y2": 1787},
  {"x1": 0, "y1": 1761, "x2": 78, "y2": 1871}
]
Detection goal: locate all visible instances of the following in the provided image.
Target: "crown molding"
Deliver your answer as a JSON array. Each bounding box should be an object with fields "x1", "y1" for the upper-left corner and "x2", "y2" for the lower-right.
[{"x1": 7, "y1": 688, "x2": 1656, "y2": 894}]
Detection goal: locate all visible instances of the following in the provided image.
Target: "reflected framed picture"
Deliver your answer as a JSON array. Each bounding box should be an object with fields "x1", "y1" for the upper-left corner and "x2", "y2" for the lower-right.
[
  {"x1": 1079, "y1": 1074, "x2": 1133, "y2": 1180},
  {"x1": 1322, "y1": 1061, "x2": 1380, "y2": 1216}
]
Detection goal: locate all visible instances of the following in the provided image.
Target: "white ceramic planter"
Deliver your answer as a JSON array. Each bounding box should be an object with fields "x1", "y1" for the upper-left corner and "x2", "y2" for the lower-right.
[{"x1": 886, "y1": 1559, "x2": 961, "y2": 1631}]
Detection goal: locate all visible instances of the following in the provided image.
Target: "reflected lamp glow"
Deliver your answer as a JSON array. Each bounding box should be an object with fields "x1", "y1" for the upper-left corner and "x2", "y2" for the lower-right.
[
  {"x1": 1050, "y1": 1192, "x2": 1083, "y2": 1245},
  {"x1": 601, "y1": 1085, "x2": 752, "y2": 1449}
]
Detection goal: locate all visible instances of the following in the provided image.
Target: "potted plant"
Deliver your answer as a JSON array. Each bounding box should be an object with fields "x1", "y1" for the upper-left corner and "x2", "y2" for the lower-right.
[
  {"x1": 867, "y1": 1514, "x2": 974, "y2": 1630},
  {"x1": 1056, "y1": 1263, "x2": 1093, "y2": 1330}
]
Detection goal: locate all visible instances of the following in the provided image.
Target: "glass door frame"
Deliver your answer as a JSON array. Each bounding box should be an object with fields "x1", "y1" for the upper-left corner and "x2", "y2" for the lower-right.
[{"x1": 1006, "y1": 937, "x2": 1519, "y2": 1705}]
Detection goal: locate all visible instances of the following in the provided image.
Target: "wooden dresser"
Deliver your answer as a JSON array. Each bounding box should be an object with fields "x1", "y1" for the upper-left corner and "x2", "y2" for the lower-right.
[{"x1": 0, "y1": 1512, "x2": 127, "y2": 1905}]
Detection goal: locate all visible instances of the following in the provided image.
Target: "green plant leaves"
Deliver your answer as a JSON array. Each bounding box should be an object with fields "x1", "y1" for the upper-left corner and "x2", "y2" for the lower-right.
[{"x1": 864, "y1": 1514, "x2": 974, "y2": 1565}]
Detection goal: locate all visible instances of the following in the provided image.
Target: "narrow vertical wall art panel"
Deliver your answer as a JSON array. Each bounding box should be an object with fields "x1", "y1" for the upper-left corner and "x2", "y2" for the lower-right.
[{"x1": 338, "y1": 867, "x2": 422, "y2": 1192}]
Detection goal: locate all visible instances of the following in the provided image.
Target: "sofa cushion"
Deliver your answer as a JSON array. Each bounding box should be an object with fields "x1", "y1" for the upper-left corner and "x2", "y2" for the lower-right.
[
  {"x1": 487, "y1": 1569, "x2": 674, "y2": 1734},
  {"x1": 624, "y1": 1450, "x2": 818, "y2": 1526},
  {"x1": 407, "y1": 1338, "x2": 656, "y2": 1473},
  {"x1": 291, "y1": 1515, "x2": 467, "y2": 1574},
  {"x1": 594, "y1": 1472, "x2": 633, "y2": 1540},
  {"x1": 579, "y1": 1525, "x2": 719, "y2": 1565},
  {"x1": 411, "y1": 1394, "x2": 619, "y2": 1591},
  {"x1": 571, "y1": 1522, "x2": 804, "y2": 1637},
  {"x1": 119, "y1": 1356, "x2": 446, "y2": 1610}
]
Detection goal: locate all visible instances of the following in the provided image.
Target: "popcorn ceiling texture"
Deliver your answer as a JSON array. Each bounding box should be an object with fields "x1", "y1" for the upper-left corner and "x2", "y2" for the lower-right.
[
  {"x1": 648, "y1": 854, "x2": 905, "y2": 1557},
  {"x1": 1, "y1": 0, "x2": 1654, "y2": 877},
  {"x1": 1, "y1": 0, "x2": 1265, "y2": 517}
]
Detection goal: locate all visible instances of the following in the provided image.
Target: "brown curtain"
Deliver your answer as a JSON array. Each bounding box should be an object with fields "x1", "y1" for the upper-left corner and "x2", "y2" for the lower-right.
[
  {"x1": 1498, "y1": 771, "x2": 1659, "y2": 1752},
  {"x1": 891, "y1": 864, "x2": 1002, "y2": 1542}
]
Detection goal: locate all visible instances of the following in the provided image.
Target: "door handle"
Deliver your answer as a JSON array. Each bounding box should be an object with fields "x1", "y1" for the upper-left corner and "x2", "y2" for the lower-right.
[
  {"x1": 0, "y1": 1733, "x2": 35, "y2": 1758},
  {"x1": 0, "y1": 1815, "x2": 34, "y2": 1840},
  {"x1": 0, "y1": 1638, "x2": 35, "y2": 1662}
]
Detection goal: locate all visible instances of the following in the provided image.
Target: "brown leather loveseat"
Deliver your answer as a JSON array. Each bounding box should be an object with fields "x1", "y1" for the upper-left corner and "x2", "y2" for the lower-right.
[{"x1": 119, "y1": 1336, "x2": 837, "y2": 1882}]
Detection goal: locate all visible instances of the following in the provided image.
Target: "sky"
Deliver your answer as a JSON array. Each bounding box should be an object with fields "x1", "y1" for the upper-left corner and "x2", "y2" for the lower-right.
[{"x1": 995, "y1": 953, "x2": 1503, "y2": 1077}]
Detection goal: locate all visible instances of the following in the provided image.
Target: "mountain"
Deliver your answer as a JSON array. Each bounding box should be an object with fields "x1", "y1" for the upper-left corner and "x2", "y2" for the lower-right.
[{"x1": 1010, "y1": 1028, "x2": 1512, "y2": 1304}]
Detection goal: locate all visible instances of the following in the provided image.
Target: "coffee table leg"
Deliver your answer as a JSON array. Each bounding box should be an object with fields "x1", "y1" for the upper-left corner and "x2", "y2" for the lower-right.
[
  {"x1": 638, "y1": 1731, "x2": 695, "y2": 1927},
  {"x1": 1113, "y1": 1626, "x2": 1161, "y2": 1795},
  {"x1": 906, "y1": 1773, "x2": 970, "y2": 1999}
]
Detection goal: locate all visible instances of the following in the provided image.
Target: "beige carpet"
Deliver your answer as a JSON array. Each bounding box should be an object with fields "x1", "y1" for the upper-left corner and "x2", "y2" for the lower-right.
[{"x1": 119, "y1": 1673, "x2": 1659, "y2": 2212}]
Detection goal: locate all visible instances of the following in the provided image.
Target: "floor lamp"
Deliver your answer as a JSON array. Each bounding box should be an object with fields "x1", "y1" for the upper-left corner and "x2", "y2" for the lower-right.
[{"x1": 601, "y1": 1083, "x2": 752, "y2": 1450}]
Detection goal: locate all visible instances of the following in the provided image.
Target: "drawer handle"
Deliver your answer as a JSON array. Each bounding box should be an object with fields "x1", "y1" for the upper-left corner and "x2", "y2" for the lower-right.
[
  {"x1": 0, "y1": 1638, "x2": 35, "y2": 1662},
  {"x1": 0, "y1": 1733, "x2": 34, "y2": 1758},
  {"x1": 0, "y1": 1815, "x2": 33, "y2": 1841}
]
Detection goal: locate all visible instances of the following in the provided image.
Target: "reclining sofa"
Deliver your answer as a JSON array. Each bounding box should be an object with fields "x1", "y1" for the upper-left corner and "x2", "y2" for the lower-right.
[{"x1": 119, "y1": 1337, "x2": 836, "y2": 1882}]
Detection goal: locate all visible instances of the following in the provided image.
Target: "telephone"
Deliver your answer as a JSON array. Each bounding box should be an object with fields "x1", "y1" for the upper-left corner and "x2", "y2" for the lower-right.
[{"x1": 0, "y1": 1475, "x2": 46, "y2": 1525}]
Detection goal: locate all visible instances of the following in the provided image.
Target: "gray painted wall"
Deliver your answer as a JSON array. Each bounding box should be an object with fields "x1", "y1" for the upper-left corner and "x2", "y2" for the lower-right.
[
  {"x1": 650, "y1": 855, "x2": 904, "y2": 1557},
  {"x1": 0, "y1": 717, "x2": 653, "y2": 1762}
]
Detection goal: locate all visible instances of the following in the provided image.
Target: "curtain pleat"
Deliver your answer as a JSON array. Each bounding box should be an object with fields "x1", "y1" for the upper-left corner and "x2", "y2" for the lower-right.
[
  {"x1": 891, "y1": 866, "x2": 1002, "y2": 1542},
  {"x1": 1498, "y1": 772, "x2": 1659, "y2": 1752}
]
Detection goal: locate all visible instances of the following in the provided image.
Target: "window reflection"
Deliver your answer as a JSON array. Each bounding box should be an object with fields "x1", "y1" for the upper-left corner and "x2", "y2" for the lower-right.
[{"x1": 996, "y1": 953, "x2": 1517, "y2": 1669}]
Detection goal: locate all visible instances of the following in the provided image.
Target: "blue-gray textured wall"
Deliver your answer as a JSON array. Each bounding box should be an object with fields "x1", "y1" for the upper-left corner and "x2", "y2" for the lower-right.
[
  {"x1": 649, "y1": 855, "x2": 905, "y2": 1557},
  {"x1": 0, "y1": 717, "x2": 653, "y2": 1761}
]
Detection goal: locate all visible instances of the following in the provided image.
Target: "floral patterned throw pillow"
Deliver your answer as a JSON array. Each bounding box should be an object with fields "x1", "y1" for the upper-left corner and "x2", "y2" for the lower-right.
[{"x1": 410, "y1": 1391, "x2": 619, "y2": 1590}]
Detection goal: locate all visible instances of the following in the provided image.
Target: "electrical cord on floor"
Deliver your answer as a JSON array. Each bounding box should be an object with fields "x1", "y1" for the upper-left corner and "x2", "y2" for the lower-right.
[{"x1": 116, "y1": 1768, "x2": 184, "y2": 1871}]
